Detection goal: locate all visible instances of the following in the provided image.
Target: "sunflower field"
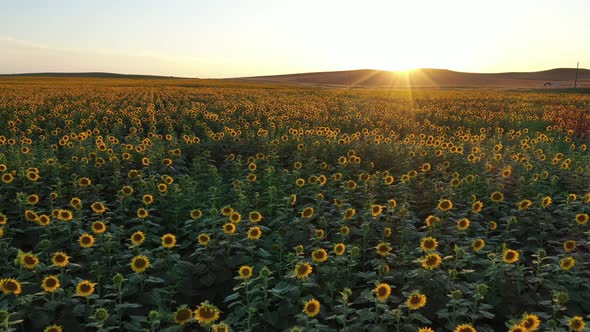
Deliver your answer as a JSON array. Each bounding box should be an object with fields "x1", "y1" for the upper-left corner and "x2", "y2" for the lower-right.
[{"x1": 0, "y1": 78, "x2": 589, "y2": 332}]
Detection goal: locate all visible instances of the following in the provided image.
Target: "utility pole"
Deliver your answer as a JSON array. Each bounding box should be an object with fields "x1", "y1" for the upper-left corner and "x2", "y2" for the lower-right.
[{"x1": 574, "y1": 61, "x2": 579, "y2": 88}]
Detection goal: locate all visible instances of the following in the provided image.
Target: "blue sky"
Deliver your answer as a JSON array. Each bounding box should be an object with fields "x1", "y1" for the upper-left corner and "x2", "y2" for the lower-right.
[{"x1": 1, "y1": 0, "x2": 588, "y2": 77}]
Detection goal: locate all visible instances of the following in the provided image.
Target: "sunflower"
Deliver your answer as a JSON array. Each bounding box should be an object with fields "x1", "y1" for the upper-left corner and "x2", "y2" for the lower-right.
[
  {"x1": 0, "y1": 278, "x2": 22, "y2": 295},
  {"x1": 25, "y1": 210, "x2": 38, "y2": 222},
  {"x1": 301, "y1": 207, "x2": 314, "y2": 219},
  {"x1": 157, "y1": 183, "x2": 168, "y2": 193},
  {"x1": 312, "y1": 248, "x2": 328, "y2": 263},
  {"x1": 303, "y1": 298, "x2": 320, "y2": 317},
  {"x1": 563, "y1": 240, "x2": 576, "y2": 253},
  {"x1": 247, "y1": 226, "x2": 262, "y2": 240},
  {"x1": 229, "y1": 211, "x2": 242, "y2": 223},
  {"x1": 79, "y1": 233, "x2": 95, "y2": 248},
  {"x1": 70, "y1": 197, "x2": 82, "y2": 209},
  {"x1": 371, "y1": 204, "x2": 383, "y2": 217},
  {"x1": 425, "y1": 215, "x2": 440, "y2": 227},
  {"x1": 198, "y1": 233, "x2": 211, "y2": 246},
  {"x1": 437, "y1": 199, "x2": 453, "y2": 212},
  {"x1": 471, "y1": 239, "x2": 486, "y2": 252},
  {"x1": 376, "y1": 242, "x2": 392, "y2": 256},
  {"x1": 540, "y1": 196, "x2": 552, "y2": 208},
  {"x1": 194, "y1": 302, "x2": 220, "y2": 325},
  {"x1": 174, "y1": 306, "x2": 193, "y2": 325},
  {"x1": 472, "y1": 200, "x2": 483, "y2": 213},
  {"x1": 520, "y1": 313, "x2": 541, "y2": 331},
  {"x1": 418, "y1": 328, "x2": 434, "y2": 332},
  {"x1": 422, "y1": 253, "x2": 442, "y2": 270},
  {"x1": 75, "y1": 280, "x2": 96, "y2": 297},
  {"x1": 137, "y1": 208, "x2": 149, "y2": 218},
  {"x1": 289, "y1": 194, "x2": 297, "y2": 206},
  {"x1": 575, "y1": 213, "x2": 588, "y2": 225},
  {"x1": 26, "y1": 194, "x2": 39, "y2": 205},
  {"x1": 91, "y1": 202, "x2": 106, "y2": 214},
  {"x1": 79, "y1": 177, "x2": 92, "y2": 187},
  {"x1": 508, "y1": 325, "x2": 527, "y2": 332},
  {"x1": 239, "y1": 265, "x2": 253, "y2": 280},
  {"x1": 454, "y1": 324, "x2": 477, "y2": 332},
  {"x1": 0, "y1": 213, "x2": 6, "y2": 225},
  {"x1": 560, "y1": 256, "x2": 575, "y2": 271},
  {"x1": 295, "y1": 178, "x2": 305, "y2": 187},
  {"x1": 315, "y1": 229, "x2": 325, "y2": 239},
  {"x1": 161, "y1": 233, "x2": 176, "y2": 248},
  {"x1": 212, "y1": 322, "x2": 230, "y2": 332},
  {"x1": 91, "y1": 221, "x2": 107, "y2": 234},
  {"x1": 502, "y1": 249, "x2": 519, "y2": 264},
  {"x1": 517, "y1": 199, "x2": 532, "y2": 211},
  {"x1": 420, "y1": 237, "x2": 438, "y2": 252},
  {"x1": 52, "y1": 252, "x2": 70, "y2": 267},
  {"x1": 57, "y1": 209, "x2": 73, "y2": 221},
  {"x1": 407, "y1": 292, "x2": 427, "y2": 310},
  {"x1": 294, "y1": 263, "x2": 313, "y2": 279},
  {"x1": 569, "y1": 316, "x2": 585, "y2": 332},
  {"x1": 457, "y1": 218, "x2": 470, "y2": 231},
  {"x1": 333, "y1": 243, "x2": 346, "y2": 256},
  {"x1": 374, "y1": 283, "x2": 391, "y2": 301},
  {"x1": 489, "y1": 221, "x2": 498, "y2": 230},
  {"x1": 223, "y1": 223, "x2": 236, "y2": 234},
  {"x1": 20, "y1": 253, "x2": 40, "y2": 269},
  {"x1": 118, "y1": 185, "x2": 134, "y2": 196},
  {"x1": 131, "y1": 255, "x2": 151, "y2": 273},
  {"x1": 248, "y1": 211, "x2": 262, "y2": 223},
  {"x1": 383, "y1": 227, "x2": 392, "y2": 237},
  {"x1": 1, "y1": 173, "x2": 14, "y2": 184},
  {"x1": 490, "y1": 191, "x2": 504, "y2": 203},
  {"x1": 43, "y1": 325, "x2": 63, "y2": 332},
  {"x1": 42, "y1": 276, "x2": 60, "y2": 292},
  {"x1": 37, "y1": 213, "x2": 50, "y2": 225},
  {"x1": 142, "y1": 194, "x2": 154, "y2": 205},
  {"x1": 131, "y1": 231, "x2": 145, "y2": 246},
  {"x1": 340, "y1": 226, "x2": 350, "y2": 236}
]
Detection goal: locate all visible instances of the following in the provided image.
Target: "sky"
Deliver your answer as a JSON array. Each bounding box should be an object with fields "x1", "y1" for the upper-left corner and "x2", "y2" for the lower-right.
[{"x1": 0, "y1": 0, "x2": 588, "y2": 78}]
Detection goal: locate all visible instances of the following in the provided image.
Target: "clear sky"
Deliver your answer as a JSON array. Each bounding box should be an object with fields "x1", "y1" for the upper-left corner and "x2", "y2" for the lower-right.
[{"x1": 0, "y1": 0, "x2": 588, "y2": 77}]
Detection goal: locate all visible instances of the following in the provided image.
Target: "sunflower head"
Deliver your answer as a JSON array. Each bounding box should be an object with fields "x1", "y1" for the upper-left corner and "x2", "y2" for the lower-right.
[
  {"x1": 131, "y1": 255, "x2": 151, "y2": 273},
  {"x1": 407, "y1": 292, "x2": 427, "y2": 310},
  {"x1": 502, "y1": 249, "x2": 519, "y2": 264},
  {"x1": 520, "y1": 313, "x2": 541, "y2": 331},
  {"x1": 303, "y1": 298, "x2": 320, "y2": 317},
  {"x1": 333, "y1": 243, "x2": 346, "y2": 256},
  {"x1": 174, "y1": 306, "x2": 193, "y2": 325},
  {"x1": 420, "y1": 237, "x2": 438, "y2": 252},
  {"x1": 238, "y1": 265, "x2": 253, "y2": 280},
  {"x1": 294, "y1": 263, "x2": 313, "y2": 279},
  {"x1": 75, "y1": 280, "x2": 96, "y2": 297},
  {"x1": 374, "y1": 283, "x2": 391, "y2": 301},
  {"x1": 312, "y1": 248, "x2": 328, "y2": 263},
  {"x1": 437, "y1": 199, "x2": 453, "y2": 212},
  {"x1": 247, "y1": 226, "x2": 262, "y2": 240},
  {"x1": 569, "y1": 316, "x2": 585, "y2": 332},
  {"x1": 376, "y1": 242, "x2": 392, "y2": 257},
  {"x1": 422, "y1": 253, "x2": 442, "y2": 270},
  {"x1": 42, "y1": 275, "x2": 60, "y2": 293},
  {"x1": 161, "y1": 233, "x2": 177, "y2": 248},
  {"x1": 198, "y1": 233, "x2": 211, "y2": 246},
  {"x1": 194, "y1": 302, "x2": 221, "y2": 326}
]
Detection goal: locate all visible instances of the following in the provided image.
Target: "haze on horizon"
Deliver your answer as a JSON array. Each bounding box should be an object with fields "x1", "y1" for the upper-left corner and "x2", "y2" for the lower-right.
[{"x1": 1, "y1": 0, "x2": 588, "y2": 78}]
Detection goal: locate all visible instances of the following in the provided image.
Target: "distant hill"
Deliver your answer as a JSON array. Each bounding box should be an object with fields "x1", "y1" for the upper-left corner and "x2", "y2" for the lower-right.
[
  {"x1": 234, "y1": 68, "x2": 590, "y2": 88},
  {"x1": 0, "y1": 72, "x2": 182, "y2": 79}
]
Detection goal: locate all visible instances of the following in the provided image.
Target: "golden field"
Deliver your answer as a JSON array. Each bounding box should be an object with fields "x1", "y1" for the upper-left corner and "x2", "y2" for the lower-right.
[{"x1": 0, "y1": 77, "x2": 589, "y2": 332}]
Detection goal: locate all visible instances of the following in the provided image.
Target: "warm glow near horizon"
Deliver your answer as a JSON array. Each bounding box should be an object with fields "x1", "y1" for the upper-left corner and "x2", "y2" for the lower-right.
[{"x1": 1, "y1": 0, "x2": 588, "y2": 78}]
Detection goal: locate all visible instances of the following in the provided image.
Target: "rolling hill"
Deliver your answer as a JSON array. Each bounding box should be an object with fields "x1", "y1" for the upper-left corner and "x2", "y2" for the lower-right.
[{"x1": 234, "y1": 68, "x2": 590, "y2": 88}]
